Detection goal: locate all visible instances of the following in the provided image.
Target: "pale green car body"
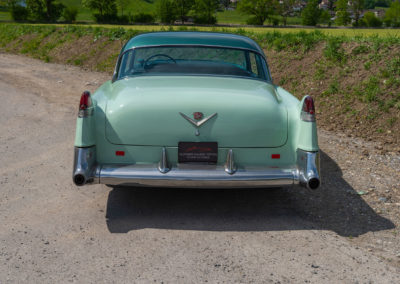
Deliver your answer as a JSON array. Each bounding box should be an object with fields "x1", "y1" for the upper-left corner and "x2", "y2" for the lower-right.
[{"x1": 73, "y1": 32, "x2": 320, "y2": 189}]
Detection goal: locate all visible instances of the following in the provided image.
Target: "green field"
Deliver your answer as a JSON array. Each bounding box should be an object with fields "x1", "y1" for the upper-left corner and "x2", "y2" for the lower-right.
[
  {"x1": 216, "y1": 10, "x2": 248, "y2": 25},
  {"x1": 14, "y1": 23, "x2": 400, "y2": 38},
  {"x1": 0, "y1": 8, "x2": 11, "y2": 21},
  {"x1": 0, "y1": 0, "x2": 397, "y2": 28}
]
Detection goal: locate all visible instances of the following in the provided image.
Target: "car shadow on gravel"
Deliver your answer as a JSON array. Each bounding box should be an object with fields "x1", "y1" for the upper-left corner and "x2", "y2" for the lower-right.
[{"x1": 105, "y1": 150, "x2": 394, "y2": 236}]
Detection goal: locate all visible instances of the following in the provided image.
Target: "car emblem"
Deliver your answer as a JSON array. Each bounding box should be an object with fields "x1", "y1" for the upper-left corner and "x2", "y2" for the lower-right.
[
  {"x1": 179, "y1": 112, "x2": 217, "y2": 136},
  {"x1": 193, "y1": 112, "x2": 203, "y2": 120}
]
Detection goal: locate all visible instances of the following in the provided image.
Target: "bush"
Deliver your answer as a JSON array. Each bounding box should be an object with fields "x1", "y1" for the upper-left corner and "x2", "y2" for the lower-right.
[
  {"x1": 324, "y1": 38, "x2": 346, "y2": 63},
  {"x1": 384, "y1": 1, "x2": 400, "y2": 27},
  {"x1": 131, "y1": 13, "x2": 155, "y2": 24},
  {"x1": 118, "y1": 14, "x2": 129, "y2": 24},
  {"x1": 26, "y1": 0, "x2": 64, "y2": 22},
  {"x1": 271, "y1": 17, "x2": 279, "y2": 26},
  {"x1": 62, "y1": 6, "x2": 78, "y2": 23},
  {"x1": 10, "y1": 5, "x2": 29, "y2": 22},
  {"x1": 360, "y1": 12, "x2": 382, "y2": 27},
  {"x1": 246, "y1": 16, "x2": 263, "y2": 25},
  {"x1": 93, "y1": 13, "x2": 119, "y2": 23},
  {"x1": 301, "y1": 0, "x2": 321, "y2": 26},
  {"x1": 193, "y1": 15, "x2": 217, "y2": 24}
]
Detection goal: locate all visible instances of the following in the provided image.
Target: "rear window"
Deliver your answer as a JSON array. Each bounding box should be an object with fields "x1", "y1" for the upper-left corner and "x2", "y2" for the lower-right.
[{"x1": 117, "y1": 46, "x2": 268, "y2": 81}]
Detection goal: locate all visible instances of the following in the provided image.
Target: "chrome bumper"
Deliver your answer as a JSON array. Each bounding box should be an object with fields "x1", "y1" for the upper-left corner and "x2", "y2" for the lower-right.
[{"x1": 73, "y1": 147, "x2": 321, "y2": 189}]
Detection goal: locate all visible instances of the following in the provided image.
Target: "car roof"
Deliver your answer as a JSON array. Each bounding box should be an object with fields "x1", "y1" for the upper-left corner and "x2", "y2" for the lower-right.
[{"x1": 122, "y1": 32, "x2": 264, "y2": 54}]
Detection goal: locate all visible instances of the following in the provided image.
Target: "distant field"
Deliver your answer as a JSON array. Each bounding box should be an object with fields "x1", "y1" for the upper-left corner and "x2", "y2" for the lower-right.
[
  {"x1": 18, "y1": 23, "x2": 400, "y2": 38},
  {"x1": 0, "y1": 11, "x2": 11, "y2": 21},
  {"x1": 217, "y1": 10, "x2": 247, "y2": 25}
]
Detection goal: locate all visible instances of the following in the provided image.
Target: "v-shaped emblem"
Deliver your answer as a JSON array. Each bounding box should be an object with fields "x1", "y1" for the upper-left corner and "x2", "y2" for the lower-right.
[{"x1": 179, "y1": 112, "x2": 217, "y2": 127}]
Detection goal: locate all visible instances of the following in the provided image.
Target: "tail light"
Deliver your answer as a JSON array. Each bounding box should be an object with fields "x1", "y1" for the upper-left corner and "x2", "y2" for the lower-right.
[
  {"x1": 115, "y1": 151, "x2": 125, "y2": 156},
  {"x1": 78, "y1": 91, "x2": 92, "y2": 117},
  {"x1": 300, "y1": 96, "x2": 316, "y2": 122}
]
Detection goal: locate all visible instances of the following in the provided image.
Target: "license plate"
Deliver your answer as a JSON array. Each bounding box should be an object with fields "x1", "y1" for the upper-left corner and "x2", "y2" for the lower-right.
[{"x1": 178, "y1": 142, "x2": 218, "y2": 163}]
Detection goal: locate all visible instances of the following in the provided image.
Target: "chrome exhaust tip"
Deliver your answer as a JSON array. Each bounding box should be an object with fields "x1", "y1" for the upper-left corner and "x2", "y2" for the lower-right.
[
  {"x1": 307, "y1": 177, "x2": 320, "y2": 190},
  {"x1": 73, "y1": 174, "x2": 86, "y2": 186}
]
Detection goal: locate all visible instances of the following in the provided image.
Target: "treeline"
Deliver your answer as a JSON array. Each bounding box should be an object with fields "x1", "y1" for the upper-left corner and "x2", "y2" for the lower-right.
[
  {"x1": 239, "y1": 0, "x2": 400, "y2": 27},
  {"x1": 4, "y1": 0, "x2": 225, "y2": 24},
  {"x1": 6, "y1": 0, "x2": 78, "y2": 22},
  {"x1": 3, "y1": 0, "x2": 400, "y2": 27}
]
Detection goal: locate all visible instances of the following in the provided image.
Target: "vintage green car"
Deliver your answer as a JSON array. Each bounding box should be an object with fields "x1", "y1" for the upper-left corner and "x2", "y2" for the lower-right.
[{"x1": 73, "y1": 32, "x2": 320, "y2": 190}]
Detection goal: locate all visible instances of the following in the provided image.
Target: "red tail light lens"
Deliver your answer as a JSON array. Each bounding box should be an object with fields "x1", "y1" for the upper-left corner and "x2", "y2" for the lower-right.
[
  {"x1": 78, "y1": 91, "x2": 92, "y2": 118},
  {"x1": 115, "y1": 151, "x2": 125, "y2": 156},
  {"x1": 303, "y1": 96, "x2": 315, "y2": 114},
  {"x1": 79, "y1": 91, "x2": 92, "y2": 110},
  {"x1": 301, "y1": 96, "x2": 316, "y2": 122}
]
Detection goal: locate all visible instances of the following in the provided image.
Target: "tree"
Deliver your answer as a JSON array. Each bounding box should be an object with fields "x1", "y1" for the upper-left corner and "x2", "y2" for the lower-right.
[
  {"x1": 301, "y1": 0, "x2": 321, "y2": 26},
  {"x1": 174, "y1": 0, "x2": 194, "y2": 23},
  {"x1": 7, "y1": 0, "x2": 29, "y2": 22},
  {"x1": 364, "y1": 0, "x2": 375, "y2": 9},
  {"x1": 220, "y1": 0, "x2": 230, "y2": 10},
  {"x1": 327, "y1": 0, "x2": 335, "y2": 11},
  {"x1": 335, "y1": 0, "x2": 350, "y2": 26},
  {"x1": 157, "y1": 0, "x2": 176, "y2": 23},
  {"x1": 116, "y1": 0, "x2": 129, "y2": 16},
  {"x1": 375, "y1": 0, "x2": 390, "y2": 7},
  {"x1": 361, "y1": 11, "x2": 382, "y2": 27},
  {"x1": 237, "y1": 0, "x2": 275, "y2": 26},
  {"x1": 319, "y1": 9, "x2": 332, "y2": 26},
  {"x1": 277, "y1": 0, "x2": 295, "y2": 26},
  {"x1": 26, "y1": 0, "x2": 64, "y2": 22},
  {"x1": 384, "y1": 1, "x2": 400, "y2": 27},
  {"x1": 82, "y1": 0, "x2": 117, "y2": 21},
  {"x1": 62, "y1": 6, "x2": 78, "y2": 22},
  {"x1": 349, "y1": 0, "x2": 364, "y2": 26},
  {"x1": 193, "y1": 0, "x2": 218, "y2": 24}
]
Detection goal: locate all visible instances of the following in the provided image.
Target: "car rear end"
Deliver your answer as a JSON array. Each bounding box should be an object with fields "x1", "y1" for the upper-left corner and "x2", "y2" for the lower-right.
[
  {"x1": 73, "y1": 78, "x2": 320, "y2": 189},
  {"x1": 72, "y1": 32, "x2": 320, "y2": 190}
]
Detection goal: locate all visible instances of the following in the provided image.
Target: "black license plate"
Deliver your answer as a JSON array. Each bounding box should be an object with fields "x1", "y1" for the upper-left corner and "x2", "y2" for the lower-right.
[{"x1": 178, "y1": 142, "x2": 218, "y2": 163}]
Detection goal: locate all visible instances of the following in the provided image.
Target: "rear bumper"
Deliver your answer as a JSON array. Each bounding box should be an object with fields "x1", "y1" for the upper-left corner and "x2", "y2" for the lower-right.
[{"x1": 73, "y1": 147, "x2": 320, "y2": 189}]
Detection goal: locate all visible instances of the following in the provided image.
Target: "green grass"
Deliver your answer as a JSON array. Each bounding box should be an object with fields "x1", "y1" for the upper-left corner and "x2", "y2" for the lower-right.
[
  {"x1": 0, "y1": 11, "x2": 11, "y2": 21},
  {"x1": 6, "y1": 22, "x2": 400, "y2": 39},
  {"x1": 216, "y1": 10, "x2": 248, "y2": 25},
  {"x1": 59, "y1": 0, "x2": 93, "y2": 22}
]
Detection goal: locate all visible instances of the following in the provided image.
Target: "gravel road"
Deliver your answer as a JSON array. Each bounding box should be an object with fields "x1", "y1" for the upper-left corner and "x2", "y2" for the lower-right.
[{"x1": 1, "y1": 53, "x2": 399, "y2": 283}]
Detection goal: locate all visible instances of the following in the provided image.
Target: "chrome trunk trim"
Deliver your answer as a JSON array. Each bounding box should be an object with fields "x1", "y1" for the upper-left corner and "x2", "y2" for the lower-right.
[
  {"x1": 179, "y1": 112, "x2": 218, "y2": 127},
  {"x1": 158, "y1": 147, "x2": 170, "y2": 174},
  {"x1": 224, "y1": 149, "x2": 237, "y2": 175}
]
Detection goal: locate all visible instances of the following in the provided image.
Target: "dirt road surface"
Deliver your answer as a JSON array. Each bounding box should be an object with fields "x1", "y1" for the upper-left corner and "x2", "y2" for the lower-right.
[{"x1": 1, "y1": 53, "x2": 399, "y2": 283}]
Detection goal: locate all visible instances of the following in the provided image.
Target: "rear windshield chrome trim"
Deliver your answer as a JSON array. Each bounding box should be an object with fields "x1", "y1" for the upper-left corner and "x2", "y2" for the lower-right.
[
  {"x1": 113, "y1": 44, "x2": 272, "y2": 83},
  {"x1": 117, "y1": 73, "x2": 272, "y2": 84}
]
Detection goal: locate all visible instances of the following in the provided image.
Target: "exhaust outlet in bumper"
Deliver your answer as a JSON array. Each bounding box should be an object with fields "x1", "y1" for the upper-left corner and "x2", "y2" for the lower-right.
[
  {"x1": 296, "y1": 149, "x2": 321, "y2": 190},
  {"x1": 72, "y1": 146, "x2": 97, "y2": 186}
]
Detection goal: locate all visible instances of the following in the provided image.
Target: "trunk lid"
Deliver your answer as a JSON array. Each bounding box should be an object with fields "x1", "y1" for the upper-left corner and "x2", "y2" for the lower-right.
[{"x1": 105, "y1": 76, "x2": 287, "y2": 148}]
